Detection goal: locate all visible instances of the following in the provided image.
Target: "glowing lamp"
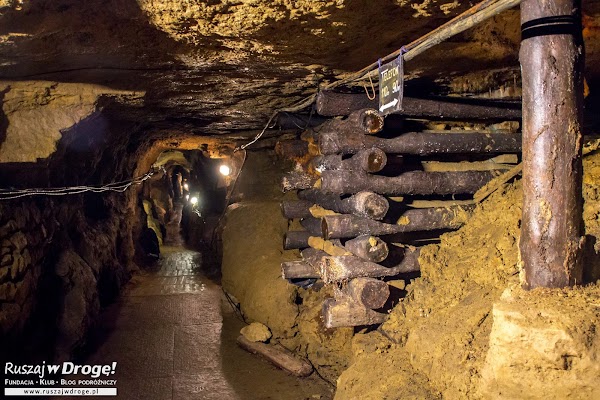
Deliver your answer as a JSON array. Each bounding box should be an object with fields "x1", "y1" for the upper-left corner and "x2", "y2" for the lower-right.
[
  {"x1": 190, "y1": 196, "x2": 198, "y2": 205},
  {"x1": 183, "y1": 183, "x2": 189, "y2": 190},
  {"x1": 219, "y1": 164, "x2": 231, "y2": 176}
]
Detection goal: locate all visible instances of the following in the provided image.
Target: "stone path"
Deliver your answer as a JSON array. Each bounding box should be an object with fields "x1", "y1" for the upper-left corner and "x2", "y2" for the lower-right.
[{"x1": 77, "y1": 205, "x2": 332, "y2": 400}]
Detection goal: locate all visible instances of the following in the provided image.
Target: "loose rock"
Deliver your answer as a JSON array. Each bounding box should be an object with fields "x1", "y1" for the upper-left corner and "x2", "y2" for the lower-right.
[{"x1": 241, "y1": 322, "x2": 272, "y2": 343}]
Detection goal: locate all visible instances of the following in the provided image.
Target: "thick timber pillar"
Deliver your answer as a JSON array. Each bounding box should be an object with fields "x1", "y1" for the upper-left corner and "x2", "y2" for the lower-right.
[{"x1": 520, "y1": 0, "x2": 585, "y2": 288}]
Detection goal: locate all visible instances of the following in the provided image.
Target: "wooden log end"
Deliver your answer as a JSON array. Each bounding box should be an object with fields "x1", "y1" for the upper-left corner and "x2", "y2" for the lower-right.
[
  {"x1": 284, "y1": 231, "x2": 311, "y2": 250},
  {"x1": 365, "y1": 148, "x2": 387, "y2": 172},
  {"x1": 237, "y1": 335, "x2": 314, "y2": 377},
  {"x1": 349, "y1": 191, "x2": 389, "y2": 220},
  {"x1": 322, "y1": 298, "x2": 388, "y2": 328},
  {"x1": 344, "y1": 235, "x2": 389, "y2": 263},
  {"x1": 350, "y1": 108, "x2": 384, "y2": 134},
  {"x1": 281, "y1": 260, "x2": 320, "y2": 279},
  {"x1": 347, "y1": 277, "x2": 390, "y2": 309}
]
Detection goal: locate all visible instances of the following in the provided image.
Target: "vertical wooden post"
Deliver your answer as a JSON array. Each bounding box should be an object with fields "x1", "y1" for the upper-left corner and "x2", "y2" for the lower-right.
[{"x1": 520, "y1": 0, "x2": 585, "y2": 288}]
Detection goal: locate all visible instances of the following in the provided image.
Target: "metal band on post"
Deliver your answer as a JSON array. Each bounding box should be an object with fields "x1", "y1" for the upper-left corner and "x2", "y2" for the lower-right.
[{"x1": 521, "y1": 15, "x2": 581, "y2": 40}]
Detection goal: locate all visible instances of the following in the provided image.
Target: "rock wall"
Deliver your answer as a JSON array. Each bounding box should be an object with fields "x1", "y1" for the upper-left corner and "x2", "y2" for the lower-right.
[
  {"x1": 0, "y1": 81, "x2": 157, "y2": 362},
  {"x1": 222, "y1": 200, "x2": 299, "y2": 336},
  {"x1": 0, "y1": 81, "x2": 143, "y2": 163},
  {"x1": 0, "y1": 194, "x2": 137, "y2": 362},
  {"x1": 221, "y1": 151, "x2": 299, "y2": 336}
]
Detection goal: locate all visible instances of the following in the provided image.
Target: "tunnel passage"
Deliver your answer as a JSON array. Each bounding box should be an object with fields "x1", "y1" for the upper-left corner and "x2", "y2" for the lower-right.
[{"x1": 1, "y1": 1, "x2": 600, "y2": 399}]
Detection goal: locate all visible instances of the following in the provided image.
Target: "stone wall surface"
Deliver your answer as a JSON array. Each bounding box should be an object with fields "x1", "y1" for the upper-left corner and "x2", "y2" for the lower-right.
[{"x1": 0, "y1": 193, "x2": 137, "y2": 362}]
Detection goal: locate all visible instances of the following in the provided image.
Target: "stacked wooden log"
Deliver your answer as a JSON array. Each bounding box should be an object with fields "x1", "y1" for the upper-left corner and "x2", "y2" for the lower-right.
[{"x1": 279, "y1": 93, "x2": 522, "y2": 329}]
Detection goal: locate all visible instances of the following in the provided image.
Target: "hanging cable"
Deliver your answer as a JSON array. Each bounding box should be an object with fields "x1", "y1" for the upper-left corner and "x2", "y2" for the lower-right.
[{"x1": 0, "y1": 170, "x2": 155, "y2": 200}]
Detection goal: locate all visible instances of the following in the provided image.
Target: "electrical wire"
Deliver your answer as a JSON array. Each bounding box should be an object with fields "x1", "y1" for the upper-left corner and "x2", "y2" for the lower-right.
[
  {"x1": 222, "y1": 287, "x2": 248, "y2": 324},
  {"x1": 0, "y1": 170, "x2": 155, "y2": 200}
]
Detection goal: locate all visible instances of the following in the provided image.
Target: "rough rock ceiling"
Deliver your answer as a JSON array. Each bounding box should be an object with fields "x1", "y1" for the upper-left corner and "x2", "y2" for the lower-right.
[{"x1": 0, "y1": 0, "x2": 599, "y2": 139}]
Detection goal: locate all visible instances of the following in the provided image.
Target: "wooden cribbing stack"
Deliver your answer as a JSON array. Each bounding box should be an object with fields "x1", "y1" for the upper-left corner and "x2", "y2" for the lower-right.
[{"x1": 278, "y1": 102, "x2": 521, "y2": 328}]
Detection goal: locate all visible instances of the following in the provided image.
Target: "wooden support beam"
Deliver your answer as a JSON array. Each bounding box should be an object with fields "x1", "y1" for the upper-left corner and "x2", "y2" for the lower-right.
[
  {"x1": 237, "y1": 335, "x2": 314, "y2": 377},
  {"x1": 298, "y1": 189, "x2": 389, "y2": 220},
  {"x1": 319, "y1": 108, "x2": 384, "y2": 135},
  {"x1": 301, "y1": 248, "x2": 330, "y2": 266},
  {"x1": 281, "y1": 260, "x2": 320, "y2": 279},
  {"x1": 281, "y1": 200, "x2": 313, "y2": 219},
  {"x1": 280, "y1": 171, "x2": 318, "y2": 192},
  {"x1": 344, "y1": 235, "x2": 389, "y2": 263},
  {"x1": 319, "y1": 247, "x2": 421, "y2": 282},
  {"x1": 300, "y1": 217, "x2": 323, "y2": 236},
  {"x1": 283, "y1": 231, "x2": 311, "y2": 250},
  {"x1": 320, "y1": 255, "x2": 395, "y2": 281},
  {"x1": 311, "y1": 148, "x2": 388, "y2": 173},
  {"x1": 343, "y1": 277, "x2": 390, "y2": 309},
  {"x1": 319, "y1": 130, "x2": 522, "y2": 155},
  {"x1": 316, "y1": 91, "x2": 522, "y2": 119},
  {"x1": 321, "y1": 206, "x2": 472, "y2": 239},
  {"x1": 520, "y1": 0, "x2": 584, "y2": 288},
  {"x1": 322, "y1": 297, "x2": 388, "y2": 328},
  {"x1": 282, "y1": 245, "x2": 419, "y2": 281},
  {"x1": 275, "y1": 140, "x2": 310, "y2": 160},
  {"x1": 320, "y1": 170, "x2": 500, "y2": 196}
]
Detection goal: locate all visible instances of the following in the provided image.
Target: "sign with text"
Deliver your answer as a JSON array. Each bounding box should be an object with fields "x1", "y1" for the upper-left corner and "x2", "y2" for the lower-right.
[
  {"x1": 4, "y1": 361, "x2": 118, "y2": 397},
  {"x1": 378, "y1": 57, "x2": 403, "y2": 116}
]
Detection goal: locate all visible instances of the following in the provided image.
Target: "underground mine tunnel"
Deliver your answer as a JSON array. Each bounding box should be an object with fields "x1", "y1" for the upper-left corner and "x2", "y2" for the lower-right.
[{"x1": 1, "y1": 0, "x2": 600, "y2": 399}]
